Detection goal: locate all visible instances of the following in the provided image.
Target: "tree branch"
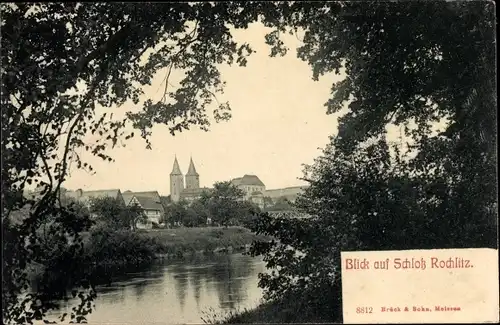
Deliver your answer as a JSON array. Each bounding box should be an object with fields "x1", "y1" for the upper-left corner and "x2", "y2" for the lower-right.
[{"x1": 75, "y1": 24, "x2": 132, "y2": 76}]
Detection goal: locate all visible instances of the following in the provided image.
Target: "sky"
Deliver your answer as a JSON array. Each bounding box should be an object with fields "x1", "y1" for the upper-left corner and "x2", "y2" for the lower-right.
[{"x1": 63, "y1": 23, "x2": 347, "y2": 196}]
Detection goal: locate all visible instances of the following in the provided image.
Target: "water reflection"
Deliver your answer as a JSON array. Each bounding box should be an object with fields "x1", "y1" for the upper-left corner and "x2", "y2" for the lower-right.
[
  {"x1": 132, "y1": 281, "x2": 145, "y2": 299},
  {"x1": 190, "y1": 270, "x2": 202, "y2": 309},
  {"x1": 170, "y1": 254, "x2": 255, "y2": 312},
  {"x1": 46, "y1": 253, "x2": 265, "y2": 324},
  {"x1": 172, "y1": 267, "x2": 189, "y2": 312}
]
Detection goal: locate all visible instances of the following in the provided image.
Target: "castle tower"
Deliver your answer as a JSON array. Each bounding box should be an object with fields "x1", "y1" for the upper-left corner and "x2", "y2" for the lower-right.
[
  {"x1": 185, "y1": 157, "x2": 200, "y2": 189},
  {"x1": 170, "y1": 156, "x2": 184, "y2": 202}
]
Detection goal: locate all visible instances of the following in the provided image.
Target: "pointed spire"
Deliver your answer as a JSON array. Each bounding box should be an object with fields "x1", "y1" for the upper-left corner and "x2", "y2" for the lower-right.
[
  {"x1": 186, "y1": 156, "x2": 199, "y2": 176},
  {"x1": 170, "y1": 156, "x2": 182, "y2": 175}
]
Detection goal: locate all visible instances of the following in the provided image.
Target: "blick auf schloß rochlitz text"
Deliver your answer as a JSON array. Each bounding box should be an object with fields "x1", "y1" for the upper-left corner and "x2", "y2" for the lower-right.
[{"x1": 344, "y1": 256, "x2": 473, "y2": 270}]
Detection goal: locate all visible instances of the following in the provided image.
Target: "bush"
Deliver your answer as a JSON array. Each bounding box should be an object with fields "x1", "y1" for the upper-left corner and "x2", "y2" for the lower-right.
[{"x1": 81, "y1": 227, "x2": 157, "y2": 282}]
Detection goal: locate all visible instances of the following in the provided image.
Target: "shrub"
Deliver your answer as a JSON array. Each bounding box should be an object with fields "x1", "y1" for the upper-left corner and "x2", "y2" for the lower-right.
[{"x1": 81, "y1": 227, "x2": 157, "y2": 282}]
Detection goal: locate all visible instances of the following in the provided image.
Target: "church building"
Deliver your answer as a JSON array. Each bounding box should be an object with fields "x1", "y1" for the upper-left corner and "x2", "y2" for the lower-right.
[
  {"x1": 170, "y1": 157, "x2": 212, "y2": 203},
  {"x1": 169, "y1": 156, "x2": 269, "y2": 208}
]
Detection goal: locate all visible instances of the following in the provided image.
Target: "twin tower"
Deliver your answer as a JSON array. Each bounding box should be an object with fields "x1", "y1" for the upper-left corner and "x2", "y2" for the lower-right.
[{"x1": 170, "y1": 156, "x2": 200, "y2": 202}]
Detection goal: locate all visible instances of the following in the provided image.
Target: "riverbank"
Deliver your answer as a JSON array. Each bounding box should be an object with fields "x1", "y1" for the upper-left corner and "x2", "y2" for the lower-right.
[
  {"x1": 28, "y1": 227, "x2": 269, "y2": 300},
  {"x1": 206, "y1": 299, "x2": 337, "y2": 324},
  {"x1": 212, "y1": 299, "x2": 342, "y2": 324},
  {"x1": 206, "y1": 289, "x2": 342, "y2": 324},
  {"x1": 80, "y1": 226, "x2": 268, "y2": 270},
  {"x1": 140, "y1": 226, "x2": 268, "y2": 258},
  {"x1": 208, "y1": 300, "x2": 289, "y2": 324}
]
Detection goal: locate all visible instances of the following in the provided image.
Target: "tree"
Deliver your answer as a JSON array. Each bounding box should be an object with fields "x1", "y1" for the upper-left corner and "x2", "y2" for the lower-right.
[
  {"x1": 88, "y1": 197, "x2": 127, "y2": 229},
  {"x1": 198, "y1": 181, "x2": 261, "y2": 227},
  {"x1": 203, "y1": 181, "x2": 245, "y2": 227},
  {"x1": 188, "y1": 200, "x2": 211, "y2": 227},
  {"x1": 237, "y1": 200, "x2": 262, "y2": 228},
  {"x1": 183, "y1": 207, "x2": 207, "y2": 228},
  {"x1": 163, "y1": 200, "x2": 189, "y2": 227},
  {"x1": 266, "y1": 196, "x2": 293, "y2": 212},
  {"x1": 1, "y1": 3, "x2": 285, "y2": 321},
  {"x1": 1, "y1": 3, "x2": 272, "y2": 320},
  {"x1": 2, "y1": 199, "x2": 93, "y2": 324},
  {"x1": 263, "y1": 196, "x2": 274, "y2": 209},
  {"x1": 122, "y1": 204, "x2": 148, "y2": 231},
  {"x1": 162, "y1": 200, "x2": 209, "y2": 228},
  {"x1": 159, "y1": 195, "x2": 171, "y2": 223},
  {"x1": 247, "y1": 1, "x2": 497, "y2": 322}
]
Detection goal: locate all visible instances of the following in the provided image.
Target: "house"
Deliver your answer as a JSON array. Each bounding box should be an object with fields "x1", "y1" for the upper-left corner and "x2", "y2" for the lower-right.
[
  {"x1": 65, "y1": 188, "x2": 125, "y2": 207},
  {"x1": 231, "y1": 175, "x2": 266, "y2": 198},
  {"x1": 128, "y1": 196, "x2": 164, "y2": 229},
  {"x1": 231, "y1": 174, "x2": 266, "y2": 208},
  {"x1": 122, "y1": 190, "x2": 165, "y2": 229}
]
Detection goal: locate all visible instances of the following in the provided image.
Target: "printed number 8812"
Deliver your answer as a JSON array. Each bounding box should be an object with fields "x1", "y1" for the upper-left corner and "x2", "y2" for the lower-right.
[{"x1": 356, "y1": 307, "x2": 373, "y2": 314}]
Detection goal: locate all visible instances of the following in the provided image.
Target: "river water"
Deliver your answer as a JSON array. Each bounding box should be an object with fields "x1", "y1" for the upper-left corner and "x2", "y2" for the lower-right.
[{"x1": 46, "y1": 253, "x2": 266, "y2": 324}]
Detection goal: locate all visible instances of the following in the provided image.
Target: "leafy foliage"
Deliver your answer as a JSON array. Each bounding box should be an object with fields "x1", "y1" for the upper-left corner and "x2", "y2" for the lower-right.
[
  {"x1": 88, "y1": 197, "x2": 125, "y2": 227},
  {"x1": 2, "y1": 3, "x2": 266, "y2": 321},
  {"x1": 246, "y1": 1, "x2": 497, "y2": 322},
  {"x1": 185, "y1": 200, "x2": 211, "y2": 227},
  {"x1": 164, "y1": 200, "x2": 191, "y2": 226},
  {"x1": 201, "y1": 181, "x2": 247, "y2": 227},
  {"x1": 265, "y1": 196, "x2": 294, "y2": 212},
  {"x1": 88, "y1": 196, "x2": 146, "y2": 231},
  {"x1": 83, "y1": 227, "x2": 157, "y2": 278},
  {"x1": 163, "y1": 182, "x2": 260, "y2": 228},
  {"x1": 2, "y1": 203, "x2": 94, "y2": 324}
]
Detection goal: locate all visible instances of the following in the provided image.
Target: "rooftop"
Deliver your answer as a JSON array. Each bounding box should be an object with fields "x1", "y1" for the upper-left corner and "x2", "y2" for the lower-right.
[
  {"x1": 265, "y1": 185, "x2": 309, "y2": 192},
  {"x1": 123, "y1": 191, "x2": 161, "y2": 205},
  {"x1": 186, "y1": 157, "x2": 199, "y2": 176},
  {"x1": 170, "y1": 157, "x2": 182, "y2": 175},
  {"x1": 231, "y1": 174, "x2": 265, "y2": 187},
  {"x1": 66, "y1": 189, "x2": 122, "y2": 201},
  {"x1": 130, "y1": 195, "x2": 164, "y2": 212}
]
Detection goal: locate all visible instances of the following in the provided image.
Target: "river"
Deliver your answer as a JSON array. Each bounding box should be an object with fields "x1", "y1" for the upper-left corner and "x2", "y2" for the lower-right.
[{"x1": 46, "y1": 253, "x2": 266, "y2": 324}]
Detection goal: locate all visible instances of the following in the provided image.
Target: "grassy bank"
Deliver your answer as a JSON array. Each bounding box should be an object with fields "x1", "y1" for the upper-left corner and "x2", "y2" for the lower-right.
[
  {"x1": 204, "y1": 301, "x2": 290, "y2": 324},
  {"x1": 204, "y1": 298, "x2": 340, "y2": 324},
  {"x1": 140, "y1": 226, "x2": 267, "y2": 257},
  {"x1": 81, "y1": 226, "x2": 268, "y2": 260}
]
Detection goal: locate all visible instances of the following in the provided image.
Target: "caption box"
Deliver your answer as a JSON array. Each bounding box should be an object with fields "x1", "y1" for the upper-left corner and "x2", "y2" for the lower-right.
[{"x1": 341, "y1": 248, "x2": 499, "y2": 324}]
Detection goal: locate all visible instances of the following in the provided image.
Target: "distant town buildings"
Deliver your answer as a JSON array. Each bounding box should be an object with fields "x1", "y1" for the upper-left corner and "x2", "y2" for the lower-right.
[
  {"x1": 168, "y1": 157, "x2": 304, "y2": 209},
  {"x1": 65, "y1": 188, "x2": 164, "y2": 229},
  {"x1": 34, "y1": 155, "x2": 309, "y2": 229},
  {"x1": 65, "y1": 188, "x2": 125, "y2": 206}
]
